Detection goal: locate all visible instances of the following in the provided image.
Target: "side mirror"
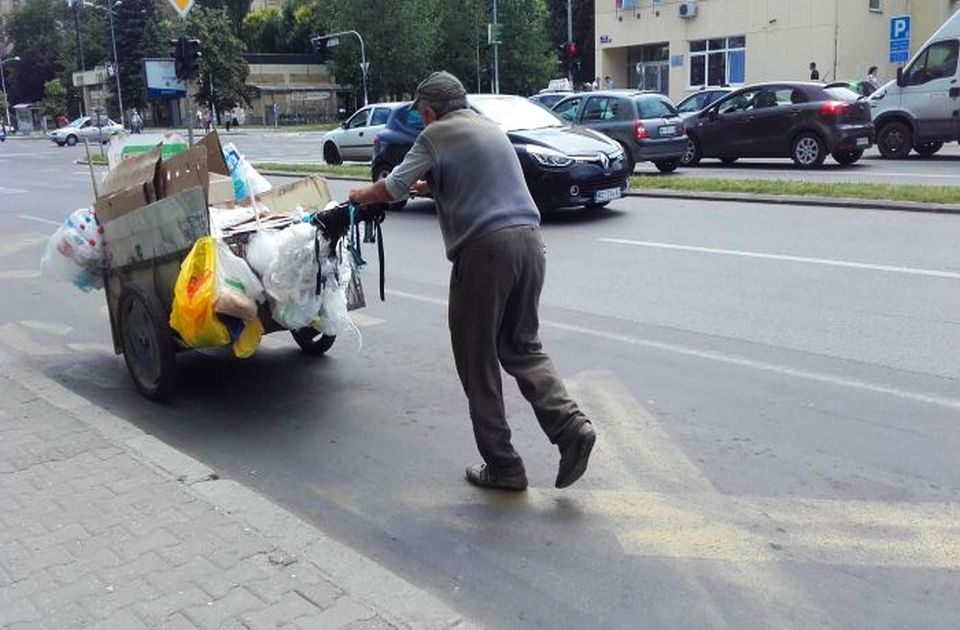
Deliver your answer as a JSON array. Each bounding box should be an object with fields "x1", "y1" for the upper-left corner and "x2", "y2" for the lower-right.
[
  {"x1": 896, "y1": 67, "x2": 905, "y2": 87},
  {"x1": 340, "y1": 121, "x2": 348, "y2": 129}
]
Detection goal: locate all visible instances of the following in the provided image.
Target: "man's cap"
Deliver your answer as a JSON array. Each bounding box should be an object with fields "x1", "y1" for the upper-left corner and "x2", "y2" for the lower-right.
[{"x1": 412, "y1": 71, "x2": 467, "y2": 108}]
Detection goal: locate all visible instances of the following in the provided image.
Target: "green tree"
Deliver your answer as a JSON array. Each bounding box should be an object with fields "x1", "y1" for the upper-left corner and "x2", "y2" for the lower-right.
[
  {"x1": 545, "y1": 0, "x2": 594, "y2": 86},
  {"x1": 114, "y1": 0, "x2": 172, "y2": 117},
  {"x1": 241, "y1": 6, "x2": 287, "y2": 53},
  {"x1": 495, "y1": 0, "x2": 557, "y2": 95},
  {"x1": 197, "y1": 0, "x2": 253, "y2": 37},
  {"x1": 432, "y1": 0, "x2": 486, "y2": 92},
  {"x1": 287, "y1": 0, "x2": 331, "y2": 54},
  {"x1": 187, "y1": 6, "x2": 250, "y2": 115},
  {"x1": 42, "y1": 78, "x2": 68, "y2": 117}
]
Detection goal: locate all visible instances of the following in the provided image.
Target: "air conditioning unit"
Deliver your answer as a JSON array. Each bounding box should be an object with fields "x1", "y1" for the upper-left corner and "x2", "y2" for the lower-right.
[{"x1": 678, "y1": 0, "x2": 699, "y2": 19}]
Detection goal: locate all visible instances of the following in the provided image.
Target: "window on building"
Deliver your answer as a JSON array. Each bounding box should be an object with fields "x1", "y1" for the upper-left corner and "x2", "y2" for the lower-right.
[
  {"x1": 689, "y1": 36, "x2": 746, "y2": 88},
  {"x1": 868, "y1": 0, "x2": 882, "y2": 12}
]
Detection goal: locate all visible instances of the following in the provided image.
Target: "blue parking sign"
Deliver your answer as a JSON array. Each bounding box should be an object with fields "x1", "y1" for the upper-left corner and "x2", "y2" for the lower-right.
[{"x1": 889, "y1": 15, "x2": 911, "y2": 63}]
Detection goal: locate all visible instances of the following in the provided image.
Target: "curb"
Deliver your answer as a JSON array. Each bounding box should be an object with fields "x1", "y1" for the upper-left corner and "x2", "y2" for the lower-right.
[
  {"x1": 0, "y1": 350, "x2": 475, "y2": 630},
  {"x1": 624, "y1": 188, "x2": 960, "y2": 215}
]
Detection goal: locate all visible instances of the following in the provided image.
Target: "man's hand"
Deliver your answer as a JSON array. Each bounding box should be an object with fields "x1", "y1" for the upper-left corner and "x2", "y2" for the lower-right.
[
  {"x1": 349, "y1": 180, "x2": 393, "y2": 206},
  {"x1": 413, "y1": 179, "x2": 430, "y2": 195}
]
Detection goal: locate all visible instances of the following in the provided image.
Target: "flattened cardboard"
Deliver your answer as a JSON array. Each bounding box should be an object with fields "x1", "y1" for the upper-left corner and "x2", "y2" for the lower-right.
[
  {"x1": 208, "y1": 173, "x2": 235, "y2": 207},
  {"x1": 95, "y1": 184, "x2": 155, "y2": 224},
  {"x1": 197, "y1": 131, "x2": 230, "y2": 176},
  {"x1": 256, "y1": 175, "x2": 332, "y2": 217},
  {"x1": 159, "y1": 146, "x2": 209, "y2": 201},
  {"x1": 99, "y1": 145, "x2": 162, "y2": 199}
]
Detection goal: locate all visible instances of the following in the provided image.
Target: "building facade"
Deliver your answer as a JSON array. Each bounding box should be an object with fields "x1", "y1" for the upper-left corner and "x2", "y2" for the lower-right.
[{"x1": 596, "y1": 0, "x2": 960, "y2": 103}]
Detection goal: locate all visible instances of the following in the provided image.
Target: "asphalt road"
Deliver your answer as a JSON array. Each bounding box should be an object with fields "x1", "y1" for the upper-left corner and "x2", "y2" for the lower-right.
[{"x1": 2, "y1": 145, "x2": 960, "y2": 629}]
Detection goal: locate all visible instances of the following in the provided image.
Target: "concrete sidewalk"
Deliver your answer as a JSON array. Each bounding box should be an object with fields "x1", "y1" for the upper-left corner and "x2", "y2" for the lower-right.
[{"x1": 0, "y1": 353, "x2": 474, "y2": 630}]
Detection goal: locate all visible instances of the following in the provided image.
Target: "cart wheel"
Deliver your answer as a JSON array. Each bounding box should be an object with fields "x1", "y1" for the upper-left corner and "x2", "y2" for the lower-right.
[
  {"x1": 119, "y1": 283, "x2": 177, "y2": 400},
  {"x1": 291, "y1": 327, "x2": 336, "y2": 355}
]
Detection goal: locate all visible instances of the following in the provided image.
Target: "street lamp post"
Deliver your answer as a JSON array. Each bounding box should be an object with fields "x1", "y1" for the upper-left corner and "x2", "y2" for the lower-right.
[
  {"x1": 311, "y1": 30, "x2": 368, "y2": 108},
  {"x1": 84, "y1": 0, "x2": 124, "y2": 128},
  {"x1": 0, "y1": 55, "x2": 21, "y2": 130}
]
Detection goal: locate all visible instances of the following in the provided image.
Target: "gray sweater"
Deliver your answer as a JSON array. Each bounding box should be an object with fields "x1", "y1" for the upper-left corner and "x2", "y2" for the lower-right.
[{"x1": 384, "y1": 108, "x2": 540, "y2": 261}]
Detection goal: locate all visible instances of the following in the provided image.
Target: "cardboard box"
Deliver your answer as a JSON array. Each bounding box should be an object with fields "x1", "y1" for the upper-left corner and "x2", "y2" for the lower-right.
[
  {"x1": 256, "y1": 175, "x2": 333, "y2": 217},
  {"x1": 208, "y1": 173, "x2": 235, "y2": 208},
  {"x1": 159, "y1": 145, "x2": 209, "y2": 201},
  {"x1": 95, "y1": 146, "x2": 163, "y2": 223}
]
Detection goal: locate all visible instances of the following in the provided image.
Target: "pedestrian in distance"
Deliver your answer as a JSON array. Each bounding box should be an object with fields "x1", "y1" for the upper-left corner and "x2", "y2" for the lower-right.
[
  {"x1": 867, "y1": 66, "x2": 880, "y2": 91},
  {"x1": 592, "y1": 76, "x2": 600, "y2": 90},
  {"x1": 604, "y1": 75, "x2": 615, "y2": 89},
  {"x1": 809, "y1": 61, "x2": 820, "y2": 80},
  {"x1": 131, "y1": 108, "x2": 143, "y2": 134},
  {"x1": 348, "y1": 71, "x2": 597, "y2": 492}
]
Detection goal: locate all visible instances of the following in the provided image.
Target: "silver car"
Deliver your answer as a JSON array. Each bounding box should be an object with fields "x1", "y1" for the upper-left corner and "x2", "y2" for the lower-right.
[
  {"x1": 321, "y1": 103, "x2": 403, "y2": 164},
  {"x1": 49, "y1": 116, "x2": 123, "y2": 147}
]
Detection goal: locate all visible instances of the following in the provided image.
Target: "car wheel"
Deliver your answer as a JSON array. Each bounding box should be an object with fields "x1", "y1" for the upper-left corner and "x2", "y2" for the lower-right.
[
  {"x1": 832, "y1": 149, "x2": 864, "y2": 165},
  {"x1": 65, "y1": 135, "x2": 78, "y2": 147},
  {"x1": 654, "y1": 159, "x2": 679, "y2": 173},
  {"x1": 791, "y1": 132, "x2": 826, "y2": 168},
  {"x1": 56, "y1": 140, "x2": 66, "y2": 147},
  {"x1": 618, "y1": 142, "x2": 635, "y2": 174},
  {"x1": 371, "y1": 164, "x2": 407, "y2": 211},
  {"x1": 914, "y1": 141, "x2": 944, "y2": 157},
  {"x1": 323, "y1": 142, "x2": 342, "y2": 165},
  {"x1": 877, "y1": 121, "x2": 912, "y2": 159},
  {"x1": 720, "y1": 157, "x2": 738, "y2": 165},
  {"x1": 680, "y1": 137, "x2": 701, "y2": 166}
]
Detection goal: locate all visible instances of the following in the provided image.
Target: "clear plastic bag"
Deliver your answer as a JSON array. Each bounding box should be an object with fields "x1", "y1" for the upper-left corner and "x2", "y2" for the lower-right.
[
  {"x1": 258, "y1": 223, "x2": 328, "y2": 329},
  {"x1": 222, "y1": 142, "x2": 272, "y2": 203},
  {"x1": 40, "y1": 209, "x2": 106, "y2": 292}
]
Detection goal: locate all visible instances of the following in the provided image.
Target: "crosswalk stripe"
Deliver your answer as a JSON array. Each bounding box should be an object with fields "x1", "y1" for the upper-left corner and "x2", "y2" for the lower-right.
[{"x1": 0, "y1": 233, "x2": 47, "y2": 259}]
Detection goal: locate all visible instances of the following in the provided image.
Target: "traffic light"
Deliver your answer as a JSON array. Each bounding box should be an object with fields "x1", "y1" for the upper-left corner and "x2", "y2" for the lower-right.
[
  {"x1": 567, "y1": 42, "x2": 581, "y2": 74},
  {"x1": 557, "y1": 44, "x2": 569, "y2": 72},
  {"x1": 311, "y1": 32, "x2": 328, "y2": 63},
  {"x1": 171, "y1": 35, "x2": 202, "y2": 81}
]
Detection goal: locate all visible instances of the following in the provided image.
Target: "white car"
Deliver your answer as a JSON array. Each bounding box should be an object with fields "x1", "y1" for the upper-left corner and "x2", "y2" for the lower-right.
[
  {"x1": 49, "y1": 116, "x2": 123, "y2": 147},
  {"x1": 321, "y1": 103, "x2": 403, "y2": 164}
]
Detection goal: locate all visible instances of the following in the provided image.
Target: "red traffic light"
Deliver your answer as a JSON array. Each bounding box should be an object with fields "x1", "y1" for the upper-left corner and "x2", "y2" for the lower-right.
[{"x1": 567, "y1": 42, "x2": 578, "y2": 57}]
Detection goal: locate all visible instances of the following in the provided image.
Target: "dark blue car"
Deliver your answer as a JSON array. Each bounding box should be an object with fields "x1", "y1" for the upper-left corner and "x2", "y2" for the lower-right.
[{"x1": 371, "y1": 94, "x2": 630, "y2": 211}]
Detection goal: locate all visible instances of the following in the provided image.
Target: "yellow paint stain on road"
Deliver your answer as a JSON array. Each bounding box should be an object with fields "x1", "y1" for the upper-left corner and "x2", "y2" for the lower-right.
[
  {"x1": 0, "y1": 233, "x2": 47, "y2": 260},
  {"x1": 0, "y1": 270, "x2": 41, "y2": 280}
]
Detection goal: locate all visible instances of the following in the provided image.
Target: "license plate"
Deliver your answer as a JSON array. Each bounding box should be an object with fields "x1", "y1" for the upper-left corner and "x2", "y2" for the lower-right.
[
  {"x1": 856, "y1": 137, "x2": 870, "y2": 147},
  {"x1": 594, "y1": 187, "x2": 622, "y2": 203},
  {"x1": 660, "y1": 125, "x2": 677, "y2": 136}
]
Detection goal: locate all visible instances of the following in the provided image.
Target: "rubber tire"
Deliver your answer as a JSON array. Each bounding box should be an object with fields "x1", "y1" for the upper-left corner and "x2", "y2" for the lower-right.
[
  {"x1": 654, "y1": 159, "x2": 679, "y2": 173},
  {"x1": 720, "y1": 157, "x2": 738, "y2": 165},
  {"x1": 618, "y1": 142, "x2": 636, "y2": 175},
  {"x1": 291, "y1": 328, "x2": 337, "y2": 355},
  {"x1": 832, "y1": 149, "x2": 864, "y2": 165},
  {"x1": 877, "y1": 121, "x2": 913, "y2": 159},
  {"x1": 371, "y1": 164, "x2": 408, "y2": 211},
  {"x1": 56, "y1": 141, "x2": 65, "y2": 147},
  {"x1": 119, "y1": 283, "x2": 177, "y2": 401},
  {"x1": 914, "y1": 141, "x2": 944, "y2": 157},
  {"x1": 65, "y1": 135, "x2": 78, "y2": 147},
  {"x1": 680, "y1": 136, "x2": 701, "y2": 166},
  {"x1": 791, "y1": 132, "x2": 826, "y2": 168},
  {"x1": 323, "y1": 142, "x2": 342, "y2": 165}
]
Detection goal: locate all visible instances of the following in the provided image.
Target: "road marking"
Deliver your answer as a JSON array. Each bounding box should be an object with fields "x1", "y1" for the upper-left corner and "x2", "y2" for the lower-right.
[
  {"x1": 386, "y1": 289, "x2": 960, "y2": 411},
  {"x1": 17, "y1": 214, "x2": 60, "y2": 226},
  {"x1": 599, "y1": 238, "x2": 960, "y2": 280},
  {"x1": 0, "y1": 270, "x2": 41, "y2": 280},
  {"x1": 67, "y1": 342, "x2": 115, "y2": 354},
  {"x1": 350, "y1": 312, "x2": 385, "y2": 328},
  {"x1": 20, "y1": 320, "x2": 73, "y2": 336},
  {"x1": 0, "y1": 186, "x2": 30, "y2": 194},
  {"x1": 0, "y1": 233, "x2": 48, "y2": 259},
  {"x1": 0, "y1": 323, "x2": 63, "y2": 355}
]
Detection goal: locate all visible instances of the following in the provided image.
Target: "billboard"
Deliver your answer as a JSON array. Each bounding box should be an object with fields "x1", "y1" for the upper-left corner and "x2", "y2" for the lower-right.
[{"x1": 143, "y1": 58, "x2": 188, "y2": 100}]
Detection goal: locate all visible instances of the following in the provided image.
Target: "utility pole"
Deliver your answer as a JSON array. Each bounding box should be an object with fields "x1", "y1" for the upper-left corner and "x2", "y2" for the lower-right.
[
  {"x1": 69, "y1": 0, "x2": 87, "y2": 116},
  {"x1": 84, "y1": 1, "x2": 124, "y2": 127},
  {"x1": 566, "y1": 0, "x2": 573, "y2": 84},
  {"x1": 492, "y1": 0, "x2": 500, "y2": 94}
]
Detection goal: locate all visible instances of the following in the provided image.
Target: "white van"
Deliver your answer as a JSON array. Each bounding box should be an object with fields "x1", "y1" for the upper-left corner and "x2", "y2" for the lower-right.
[{"x1": 870, "y1": 10, "x2": 960, "y2": 158}]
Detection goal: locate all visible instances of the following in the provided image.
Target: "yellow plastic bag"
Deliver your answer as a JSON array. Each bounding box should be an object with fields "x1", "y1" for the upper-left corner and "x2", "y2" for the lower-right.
[
  {"x1": 233, "y1": 317, "x2": 264, "y2": 359},
  {"x1": 169, "y1": 237, "x2": 231, "y2": 348}
]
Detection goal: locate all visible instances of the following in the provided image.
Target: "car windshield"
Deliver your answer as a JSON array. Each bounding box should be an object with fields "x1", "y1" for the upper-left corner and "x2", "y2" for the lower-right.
[
  {"x1": 824, "y1": 87, "x2": 860, "y2": 101},
  {"x1": 471, "y1": 96, "x2": 564, "y2": 130},
  {"x1": 677, "y1": 96, "x2": 701, "y2": 113},
  {"x1": 65, "y1": 117, "x2": 86, "y2": 128},
  {"x1": 636, "y1": 97, "x2": 678, "y2": 118}
]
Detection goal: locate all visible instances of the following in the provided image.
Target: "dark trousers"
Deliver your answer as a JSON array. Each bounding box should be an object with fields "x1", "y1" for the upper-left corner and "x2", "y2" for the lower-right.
[{"x1": 448, "y1": 225, "x2": 588, "y2": 474}]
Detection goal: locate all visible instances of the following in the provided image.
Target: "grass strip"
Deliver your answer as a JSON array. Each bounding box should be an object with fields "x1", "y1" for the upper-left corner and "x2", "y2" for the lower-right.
[
  {"x1": 253, "y1": 162, "x2": 370, "y2": 179},
  {"x1": 87, "y1": 153, "x2": 108, "y2": 166},
  {"x1": 628, "y1": 175, "x2": 960, "y2": 205}
]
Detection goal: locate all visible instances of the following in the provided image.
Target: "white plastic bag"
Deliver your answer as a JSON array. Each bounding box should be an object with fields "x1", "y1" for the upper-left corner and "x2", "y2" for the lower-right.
[
  {"x1": 258, "y1": 223, "x2": 327, "y2": 329},
  {"x1": 214, "y1": 241, "x2": 264, "y2": 321},
  {"x1": 40, "y1": 209, "x2": 106, "y2": 292},
  {"x1": 222, "y1": 142, "x2": 272, "y2": 203}
]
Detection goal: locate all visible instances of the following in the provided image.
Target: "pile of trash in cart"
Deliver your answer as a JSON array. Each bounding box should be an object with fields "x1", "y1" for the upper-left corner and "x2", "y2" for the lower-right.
[{"x1": 41, "y1": 131, "x2": 381, "y2": 358}]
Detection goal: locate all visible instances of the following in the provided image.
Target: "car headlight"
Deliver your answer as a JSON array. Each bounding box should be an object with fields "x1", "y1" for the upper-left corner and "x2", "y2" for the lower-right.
[{"x1": 526, "y1": 144, "x2": 574, "y2": 168}]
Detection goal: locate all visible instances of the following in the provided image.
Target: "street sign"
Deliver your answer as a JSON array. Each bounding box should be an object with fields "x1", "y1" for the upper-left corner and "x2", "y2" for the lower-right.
[
  {"x1": 488, "y1": 23, "x2": 503, "y2": 45},
  {"x1": 889, "y1": 15, "x2": 911, "y2": 64},
  {"x1": 167, "y1": 0, "x2": 195, "y2": 19}
]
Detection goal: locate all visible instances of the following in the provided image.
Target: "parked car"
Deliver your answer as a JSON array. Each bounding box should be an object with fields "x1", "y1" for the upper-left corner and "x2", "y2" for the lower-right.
[
  {"x1": 529, "y1": 91, "x2": 574, "y2": 110},
  {"x1": 48, "y1": 116, "x2": 123, "y2": 147},
  {"x1": 321, "y1": 103, "x2": 403, "y2": 164},
  {"x1": 677, "y1": 88, "x2": 733, "y2": 116},
  {"x1": 680, "y1": 82, "x2": 874, "y2": 168},
  {"x1": 551, "y1": 90, "x2": 687, "y2": 173},
  {"x1": 371, "y1": 95, "x2": 629, "y2": 211},
  {"x1": 870, "y1": 10, "x2": 960, "y2": 158}
]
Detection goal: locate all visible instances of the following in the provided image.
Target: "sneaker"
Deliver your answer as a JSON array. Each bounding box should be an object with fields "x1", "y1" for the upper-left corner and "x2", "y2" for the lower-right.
[
  {"x1": 555, "y1": 422, "x2": 596, "y2": 489},
  {"x1": 465, "y1": 463, "x2": 528, "y2": 491}
]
